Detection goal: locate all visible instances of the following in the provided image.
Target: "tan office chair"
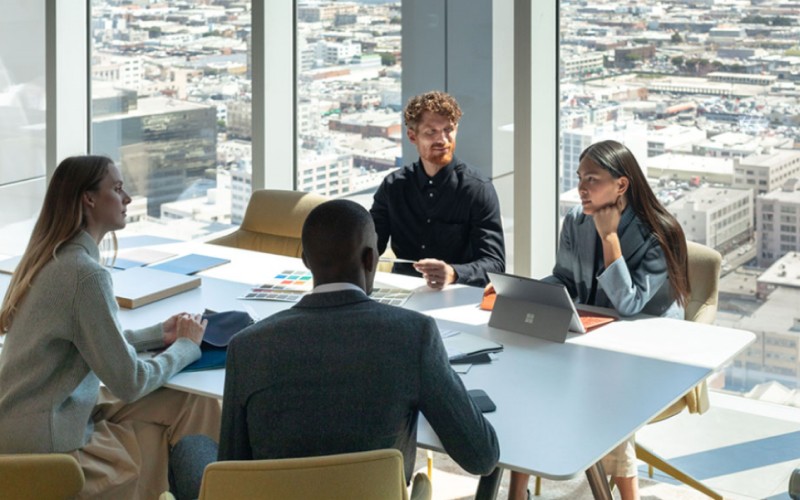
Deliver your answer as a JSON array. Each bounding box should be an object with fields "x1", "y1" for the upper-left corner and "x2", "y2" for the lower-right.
[
  {"x1": 208, "y1": 189, "x2": 328, "y2": 257},
  {"x1": 162, "y1": 449, "x2": 431, "y2": 500},
  {"x1": 0, "y1": 453, "x2": 85, "y2": 500},
  {"x1": 378, "y1": 246, "x2": 397, "y2": 273},
  {"x1": 634, "y1": 240, "x2": 720, "y2": 499}
]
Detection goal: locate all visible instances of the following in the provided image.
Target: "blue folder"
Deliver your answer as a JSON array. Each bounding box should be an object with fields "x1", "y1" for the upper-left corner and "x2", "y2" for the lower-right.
[
  {"x1": 149, "y1": 254, "x2": 230, "y2": 275},
  {"x1": 182, "y1": 310, "x2": 254, "y2": 372}
]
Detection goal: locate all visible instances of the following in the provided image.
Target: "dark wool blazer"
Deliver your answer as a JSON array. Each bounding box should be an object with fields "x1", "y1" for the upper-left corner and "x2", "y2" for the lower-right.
[{"x1": 218, "y1": 289, "x2": 499, "y2": 481}]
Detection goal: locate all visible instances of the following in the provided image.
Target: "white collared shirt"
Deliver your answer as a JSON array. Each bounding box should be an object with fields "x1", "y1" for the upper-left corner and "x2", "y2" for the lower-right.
[{"x1": 312, "y1": 282, "x2": 366, "y2": 295}]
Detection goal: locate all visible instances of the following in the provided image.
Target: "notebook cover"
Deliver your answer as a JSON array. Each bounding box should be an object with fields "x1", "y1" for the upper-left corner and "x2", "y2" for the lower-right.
[
  {"x1": 181, "y1": 311, "x2": 254, "y2": 372},
  {"x1": 182, "y1": 348, "x2": 227, "y2": 372},
  {"x1": 110, "y1": 258, "x2": 146, "y2": 270},
  {"x1": 149, "y1": 254, "x2": 230, "y2": 275},
  {"x1": 113, "y1": 267, "x2": 201, "y2": 309},
  {"x1": 577, "y1": 309, "x2": 617, "y2": 331}
]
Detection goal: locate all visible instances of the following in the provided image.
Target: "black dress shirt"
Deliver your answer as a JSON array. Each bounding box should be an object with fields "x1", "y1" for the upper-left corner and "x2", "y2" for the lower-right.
[{"x1": 369, "y1": 157, "x2": 506, "y2": 286}]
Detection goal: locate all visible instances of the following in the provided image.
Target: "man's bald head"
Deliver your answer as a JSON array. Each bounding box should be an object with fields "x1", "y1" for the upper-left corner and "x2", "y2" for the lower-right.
[{"x1": 301, "y1": 199, "x2": 378, "y2": 292}]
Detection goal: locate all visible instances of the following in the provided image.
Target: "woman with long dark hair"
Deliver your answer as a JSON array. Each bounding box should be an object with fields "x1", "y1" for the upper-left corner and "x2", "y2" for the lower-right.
[
  {"x1": 0, "y1": 156, "x2": 220, "y2": 499},
  {"x1": 508, "y1": 140, "x2": 690, "y2": 500}
]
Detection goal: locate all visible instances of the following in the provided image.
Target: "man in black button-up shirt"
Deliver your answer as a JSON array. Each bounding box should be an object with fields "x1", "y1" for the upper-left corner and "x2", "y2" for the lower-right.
[{"x1": 370, "y1": 91, "x2": 505, "y2": 288}]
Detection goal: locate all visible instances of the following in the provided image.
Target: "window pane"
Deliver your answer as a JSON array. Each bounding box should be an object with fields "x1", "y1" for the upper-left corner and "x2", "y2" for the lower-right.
[
  {"x1": 558, "y1": 1, "x2": 800, "y2": 402},
  {"x1": 295, "y1": 1, "x2": 402, "y2": 207},
  {"x1": 90, "y1": 1, "x2": 252, "y2": 238},
  {"x1": 0, "y1": 1, "x2": 46, "y2": 256}
]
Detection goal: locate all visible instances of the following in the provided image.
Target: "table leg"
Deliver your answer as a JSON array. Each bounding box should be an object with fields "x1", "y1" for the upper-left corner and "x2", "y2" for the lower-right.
[
  {"x1": 585, "y1": 461, "x2": 613, "y2": 500},
  {"x1": 475, "y1": 467, "x2": 503, "y2": 500}
]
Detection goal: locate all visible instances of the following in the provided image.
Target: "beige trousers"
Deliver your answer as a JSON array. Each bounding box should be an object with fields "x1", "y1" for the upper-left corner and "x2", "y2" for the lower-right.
[
  {"x1": 600, "y1": 435, "x2": 637, "y2": 478},
  {"x1": 70, "y1": 387, "x2": 221, "y2": 500}
]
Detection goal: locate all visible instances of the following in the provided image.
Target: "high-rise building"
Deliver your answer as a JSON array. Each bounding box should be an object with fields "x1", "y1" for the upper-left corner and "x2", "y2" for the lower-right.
[
  {"x1": 734, "y1": 150, "x2": 800, "y2": 197},
  {"x1": 668, "y1": 186, "x2": 753, "y2": 254},
  {"x1": 92, "y1": 93, "x2": 218, "y2": 217},
  {"x1": 560, "y1": 123, "x2": 647, "y2": 192},
  {"x1": 757, "y1": 179, "x2": 800, "y2": 267},
  {"x1": 297, "y1": 151, "x2": 353, "y2": 197}
]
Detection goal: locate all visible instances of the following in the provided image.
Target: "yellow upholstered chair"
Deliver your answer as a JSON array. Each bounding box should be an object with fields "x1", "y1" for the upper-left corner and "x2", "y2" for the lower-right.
[
  {"x1": 634, "y1": 240, "x2": 720, "y2": 499},
  {"x1": 162, "y1": 449, "x2": 431, "y2": 500},
  {"x1": 0, "y1": 453, "x2": 85, "y2": 500},
  {"x1": 208, "y1": 189, "x2": 328, "y2": 257}
]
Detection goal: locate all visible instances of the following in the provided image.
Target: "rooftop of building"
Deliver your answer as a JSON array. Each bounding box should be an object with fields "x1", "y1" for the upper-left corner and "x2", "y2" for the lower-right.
[
  {"x1": 93, "y1": 95, "x2": 215, "y2": 121},
  {"x1": 760, "y1": 180, "x2": 800, "y2": 202},
  {"x1": 331, "y1": 109, "x2": 400, "y2": 127},
  {"x1": 646, "y1": 124, "x2": 706, "y2": 142},
  {"x1": 759, "y1": 252, "x2": 800, "y2": 289},
  {"x1": 719, "y1": 266, "x2": 760, "y2": 298},
  {"x1": 646, "y1": 153, "x2": 734, "y2": 175},
  {"x1": 737, "y1": 286, "x2": 800, "y2": 335},
  {"x1": 739, "y1": 148, "x2": 800, "y2": 168},
  {"x1": 669, "y1": 185, "x2": 751, "y2": 211}
]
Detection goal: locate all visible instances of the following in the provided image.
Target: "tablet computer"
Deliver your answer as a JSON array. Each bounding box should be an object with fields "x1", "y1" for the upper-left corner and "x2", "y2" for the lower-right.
[{"x1": 486, "y1": 272, "x2": 584, "y2": 343}]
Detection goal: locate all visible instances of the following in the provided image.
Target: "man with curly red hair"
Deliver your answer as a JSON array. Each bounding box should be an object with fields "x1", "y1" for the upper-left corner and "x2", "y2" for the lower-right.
[{"x1": 370, "y1": 91, "x2": 505, "y2": 289}]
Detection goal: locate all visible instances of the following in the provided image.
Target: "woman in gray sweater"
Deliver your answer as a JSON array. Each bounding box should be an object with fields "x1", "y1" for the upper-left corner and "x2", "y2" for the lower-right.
[{"x1": 0, "y1": 156, "x2": 220, "y2": 499}]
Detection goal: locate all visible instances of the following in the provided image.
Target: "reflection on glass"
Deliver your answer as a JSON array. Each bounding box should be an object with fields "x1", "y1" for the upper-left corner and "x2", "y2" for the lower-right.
[
  {"x1": 90, "y1": 1, "x2": 252, "y2": 239},
  {"x1": 0, "y1": 2, "x2": 46, "y2": 255},
  {"x1": 558, "y1": 0, "x2": 800, "y2": 403}
]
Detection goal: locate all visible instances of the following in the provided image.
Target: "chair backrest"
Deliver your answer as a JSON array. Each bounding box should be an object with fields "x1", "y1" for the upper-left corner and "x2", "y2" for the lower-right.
[
  {"x1": 652, "y1": 240, "x2": 721, "y2": 422},
  {"x1": 208, "y1": 189, "x2": 328, "y2": 257},
  {"x1": 0, "y1": 454, "x2": 85, "y2": 500},
  {"x1": 198, "y1": 449, "x2": 408, "y2": 500},
  {"x1": 684, "y1": 241, "x2": 722, "y2": 325}
]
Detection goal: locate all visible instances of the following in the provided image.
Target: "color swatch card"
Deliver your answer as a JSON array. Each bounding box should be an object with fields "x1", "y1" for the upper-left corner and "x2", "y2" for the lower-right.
[
  {"x1": 269, "y1": 269, "x2": 314, "y2": 291},
  {"x1": 369, "y1": 288, "x2": 413, "y2": 307},
  {"x1": 238, "y1": 269, "x2": 314, "y2": 302},
  {"x1": 238, "y1": 269, "x2": 413, "y2": 307},
  {"x1": 239, "y1": 285, "x2": 307, "y2": 303}
]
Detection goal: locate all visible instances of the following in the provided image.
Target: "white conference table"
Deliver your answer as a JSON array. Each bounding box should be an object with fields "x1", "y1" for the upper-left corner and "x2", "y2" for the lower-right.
[
  {"x1": 0, "y1": 240, "x2": 756, "y2": 499},
  {"x1": 120, "y1": 241, "x2": 754, "y2": 499}
]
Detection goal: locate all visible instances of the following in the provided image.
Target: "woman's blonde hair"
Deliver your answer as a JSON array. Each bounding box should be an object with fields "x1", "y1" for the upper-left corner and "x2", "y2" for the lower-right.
[{"x1": 0, "y1": 155, "x2": 114, "y2": 332}]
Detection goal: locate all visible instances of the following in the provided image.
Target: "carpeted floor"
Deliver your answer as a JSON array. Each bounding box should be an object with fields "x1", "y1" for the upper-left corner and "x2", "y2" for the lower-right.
[{"x1": 416, "y1": 450, "x2": 709, "y2": 500}]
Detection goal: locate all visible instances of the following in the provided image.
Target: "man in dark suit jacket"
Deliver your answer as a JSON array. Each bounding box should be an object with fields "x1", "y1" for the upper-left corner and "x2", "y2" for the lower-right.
[{"x1": 169, "y1": 199, "x2": 499, "y2": 498}]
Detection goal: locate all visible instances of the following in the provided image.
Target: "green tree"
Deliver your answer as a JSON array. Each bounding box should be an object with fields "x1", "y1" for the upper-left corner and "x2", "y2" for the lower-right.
[{"x1": 379, "y1": 52, "x2": 397, "y2": 66}]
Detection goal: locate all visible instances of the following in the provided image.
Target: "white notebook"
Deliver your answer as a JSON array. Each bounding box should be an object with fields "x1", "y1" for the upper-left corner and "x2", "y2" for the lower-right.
[{"x1": 113, "y1": 267, "x2": 201, "y2": 309}]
